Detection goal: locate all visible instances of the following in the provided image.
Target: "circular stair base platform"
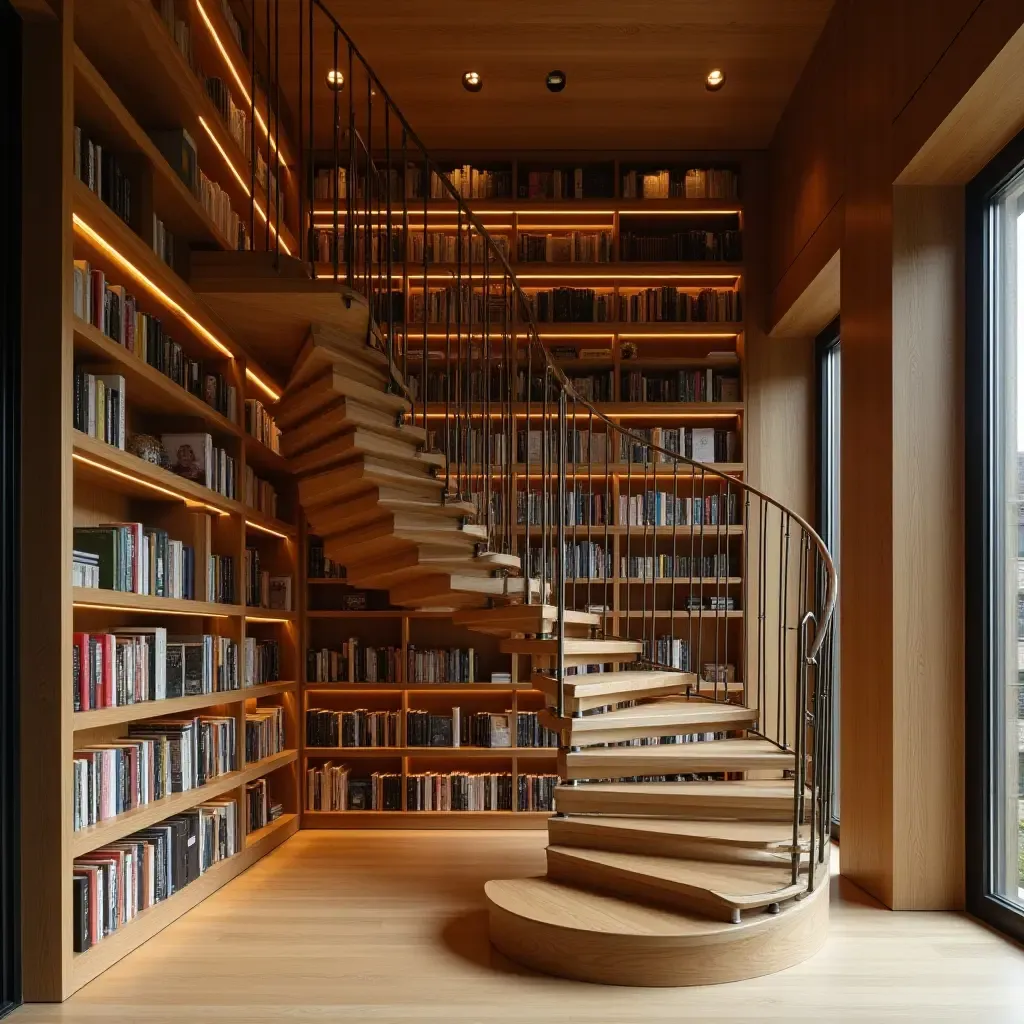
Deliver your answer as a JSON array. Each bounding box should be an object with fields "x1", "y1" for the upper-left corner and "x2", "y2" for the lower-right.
[{"x1": 485, "y1": 872, "x2": 829, "y2": 987}]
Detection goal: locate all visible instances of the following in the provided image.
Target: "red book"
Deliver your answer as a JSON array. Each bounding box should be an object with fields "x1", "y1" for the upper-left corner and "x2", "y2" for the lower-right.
[{"x1": 73, "y1": 632, "x2": 90, "y2": 711}]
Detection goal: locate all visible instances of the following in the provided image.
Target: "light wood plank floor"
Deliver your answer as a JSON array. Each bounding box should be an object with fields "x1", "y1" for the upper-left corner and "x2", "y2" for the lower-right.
[{"x1": 13, "y1": 830, "x2": 1024, "y2": 1022}]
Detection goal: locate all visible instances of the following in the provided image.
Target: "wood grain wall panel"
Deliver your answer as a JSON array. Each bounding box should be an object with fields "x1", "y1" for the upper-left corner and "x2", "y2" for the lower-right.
[
  {"x1": 767, "y1": 3, "x2": 846, "y2": 297},
  {"x1": 893, "y1": 0, "x2": 1024, "y2": 181},
  {"x1": 890, "y1": 0, "x2": 984, "y2": 122},
  {"x1": 838, "y1": 0, "x2": 896, "y2": 909},
  {"x1": 891, "y1": 186, "x2": 965, "y2": 910}
]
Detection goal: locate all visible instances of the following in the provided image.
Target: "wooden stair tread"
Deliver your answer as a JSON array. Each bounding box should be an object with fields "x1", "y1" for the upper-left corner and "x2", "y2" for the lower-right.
[
  {"x1": 453, "y1": 605, "x2": 601, "y2": 630},
  {"x1": 546, "y1": 846, "x2": 804, "y2": 910},
  {"x1": 501, "y1": 638, "x2": 642, "y2": 657},
  {"x1": 554, "y1": 779, "x2": 802, "y2": 820},
  {"x1": 544, "y1": 698, "x2": 757, "y2": 735},
  {"x1": 561, "y1": 738, "x2": 795, "y2": 779},
  {"x1": 537, "y1": 670, "x2": 692, "y2": 698},
  {"x1": 549, "y1": 815, "x2": 806, "y2": 852}
]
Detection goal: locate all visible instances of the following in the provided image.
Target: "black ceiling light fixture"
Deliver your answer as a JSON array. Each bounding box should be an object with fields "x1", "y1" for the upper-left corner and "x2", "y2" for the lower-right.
[
  {"x1": 705, "y1": 68, "x2": 726, "y2": 92},
  {"x1": 546, "y1": 70, "x2": 567, "y2": 93},
  {"x1": 462, "y1": 71, "x2": 483, "y2": 92}
]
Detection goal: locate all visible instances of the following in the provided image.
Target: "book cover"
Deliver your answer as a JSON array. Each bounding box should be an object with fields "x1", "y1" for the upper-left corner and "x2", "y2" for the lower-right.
[{"x1": 161, "y1": 432, "x2": 212, "y2": 486}]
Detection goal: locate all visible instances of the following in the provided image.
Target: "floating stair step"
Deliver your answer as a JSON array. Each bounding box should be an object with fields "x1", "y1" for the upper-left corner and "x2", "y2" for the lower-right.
[
  {"x1": 381, "y1": 496, "x2": 476, "y2": 519},
  {"x1": 547, "y1": 815, "x2": 808, "y2": 862},
  {"x1": 534, "y1": 670, "x2": 695, "y2": 712},
  {"x1": 554, "y1": 780, "x2": 804, "y2": 820},
  {"x1": 545, "y1": 846, "x2": 806, "y2": 922},
  {"x1": 452, "y1": 605, "x2": 601, "y2": 638},
  {"x1": 559, "y1": 738, "x2": 795, "y2": 780},
  {"x1": 500, "y1": 637, "x2": 643, "y2": 667},
  {"x1": 282, "y1": 399, "x2": 424, "y2": 462},
  {"x1": 302, "y1": 489, "x2": 393, "y2": 535},
  {"x1": 276, "y1": 368, "x2": 406, "y2": 433},
  {"x1": 389, "y1": 573, "x2": 543, "y2": 608},
  {"x1": 292, "y1": 428, "x2": 442, "y2": 476},
  {"x1": 298, "y1": 459, "x2": 444, "y2": 507},
  {"x1": 540, "y1": 698, "x2": 758, "y2": 745},
  {"x1": 484, "y1": 872, "x2": 829, "y2": 986},
  {"x1": 289, "y1": 324, "x2": 389, "y2": 390}
]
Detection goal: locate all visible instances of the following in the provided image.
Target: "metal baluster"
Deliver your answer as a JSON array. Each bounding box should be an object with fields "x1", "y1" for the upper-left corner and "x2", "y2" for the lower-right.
[
  {"x1": 603, "y1": 417, "x2": 610, "y2": 632},
  {"x1": 364, "y1": 69, "x2": 372, "y2": 301},
  {"x1": 385, "y1": 104, "x2": 393, "y2": 370},
  {"x1": 444, "y1": 257, "x2": 453, "y2": 496},
  {"x1": 641, "y1": 448, "x2": 649, "y2": 660},
  {"x1": 742, "y1": 492, "x2": 750, "y2": 712},
  {"x1": 331, "y1": 31, "x2": 339, "y2": 279},
  {"x1": 306, "y1": 0, "x2": 313, "y2": 274},
  {"x1": 714, "y1": 477, "x2": 723, "y2": 702},
  {"x1": 523, "y1": 320, "x2": 532, "y2": 600},
  {"x1": 687, "y1": 461, "x2": 697, "y2": 685},
  {"x1": 455, "y1": 206, "x2": 463, "y2": 499},
  {"x1": 467, "y1": 222, "x2": 474, "y2": 512},
  {"x1": 249, "y1": 0, "x2": 256, "y2": 245},
  {"x1": 273, "y1": 0, "x2": 280, "y2": 264},
  {"x1": 758, "y1": 502, "x2": 768, "y2": 737},
  {"x1": 778, "y1": 513, "x2": 788, "y2": 746},
  {"x1": 421, "y1": 154, "x2": 428, "y2": 430},
  {"x1": 624, "y1": 444, "x2": 632, "y2": 646},
  {"x1": 400, "y1": 131, "x2": 408, "y2": 384},
  {"x1": 346, "y1": 44, "x2": 354, "y2": 287},
  {"x1": 794, "y1": 612, "x2": 810, "y2": 885},
  {"x1": 556, "y1": 389, "x2": 568, "y2": 718},
  {"x1": 696, "y1": 469, "x2": 706, "y2": 687},
  {"x1": 722, "y1": 479, "x2": 731, "y2": 702},
  {"x1": 264, "y1": 0, "x2": 271, "y2": 251},
  {"x1": 651, "y1": 448, "x2": 659, "y2": 671},
  {"x1": 297, "y1": 0, "x2": 303, "y2": 264},
  {"x1": 796, "y1": 531, "x2": 809, "y2": 757},
  {"x1": 541, "y1": 367, "x2": 549, "y2": 602},
  {"x1": 671, "y1": 459, "x2": 678, "y2": 669},
  {"x1": 587, "y1": 409, "x2": 594, "y2": 609},
  {"x1": 484, "y1": 245, "x2": 491, "y2": 544}
]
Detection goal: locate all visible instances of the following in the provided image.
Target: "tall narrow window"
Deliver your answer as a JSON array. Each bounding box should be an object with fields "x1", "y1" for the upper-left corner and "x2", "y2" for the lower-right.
[
  {"x1": 968, "y1": 129, "x2": 1024, "y2": 941},
  {"x1": 817, "y1": 319, "x2": 840, "y2": 831}
]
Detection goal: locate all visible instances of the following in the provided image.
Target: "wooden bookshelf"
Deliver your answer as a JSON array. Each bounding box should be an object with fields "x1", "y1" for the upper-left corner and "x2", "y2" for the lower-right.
[{"x1": 19, "y1": 10, "x2": 304, "y2": 999}]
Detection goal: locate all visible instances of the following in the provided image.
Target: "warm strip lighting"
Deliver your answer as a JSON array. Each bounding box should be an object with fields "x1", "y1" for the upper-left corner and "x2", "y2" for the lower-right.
[
  {"x1": 245, "y1": 518, "x2": 291, "y2": 539},
  {"x1": 245, "y1": 367, "x2": 281, "y2": 401},
  {"x1": 313, "y1": 206, "x2": 517, "y2": 217},
  {"x1": 613, "y1": 412, "x2": 740, "y2": 421},
  {"x1": 618, "y1": 332, "x2": 739, "y2": 340},
  {"x1": 193, "y1": 0, "x2": 286, "y2": 166},
  {"x1": 617, "y1": 209, "x2": 740, "y2": 216},
  {"x1": 246, "y1": 613, "x2": 293, "y2": 623},
  {"x1": 72, "y1": 215, "x2": 234, "y2": 358},
  {"x1": 197, "y1": 117, "x2": 292, "y2": 256},
  {"x1": 517, "y1": 273, "x2": 740, "y2": 282},
  {"x1": 72, "y1": 452, "x2": 229, "y2": 515},
  {"x1": 73, "y1": 597, "x2": 233, "y2": 618}
]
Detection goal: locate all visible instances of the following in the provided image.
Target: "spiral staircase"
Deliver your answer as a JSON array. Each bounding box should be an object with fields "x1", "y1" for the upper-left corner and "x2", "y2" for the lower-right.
[{"x1": 196, "y1": 0, "x2": 837, "y2": 987}]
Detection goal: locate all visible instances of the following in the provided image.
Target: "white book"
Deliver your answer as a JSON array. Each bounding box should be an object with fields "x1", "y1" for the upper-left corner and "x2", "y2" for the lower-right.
[{"x1": 691, "y1": 427, "x2": 716, "y2": 464}]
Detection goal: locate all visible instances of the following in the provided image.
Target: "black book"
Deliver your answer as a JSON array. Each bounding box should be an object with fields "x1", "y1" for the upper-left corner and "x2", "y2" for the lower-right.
[
  {"x1": 72, "y1": 874, "x2": 90, "y2": 952},
  {"x1": 165, "y1": 643, "x2": 185, "y2": 698},
  {"x1": 347, "y1": 777, "x2": 372, "y2": 810},
  {"x1": 428, "y1": 714, "x2": 452, "y2": 748}
]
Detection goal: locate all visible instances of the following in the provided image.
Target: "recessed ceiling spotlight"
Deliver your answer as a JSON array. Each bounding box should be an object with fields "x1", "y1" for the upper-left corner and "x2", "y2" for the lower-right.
[
  {"x1": 705, "y1": 68, "x2": 725, "y2": 92},
  {"x1": 546, "y1": 70, "x2": 566, "y2": 92},
  {"x1": 463, "y1": 70, "x2": 482, "y2": 92},
  {"x1": 326, "y1": 68, "x2": 344, "y2": 91}
]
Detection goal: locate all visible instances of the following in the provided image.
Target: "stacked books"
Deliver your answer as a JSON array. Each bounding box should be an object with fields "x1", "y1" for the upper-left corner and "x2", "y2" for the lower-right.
[
  {"x1": 72, "y1": 522, "x2": 196, "y2": 598},
  {"x1": 306, "y1": 708, "x2": 400, "y2": 748}
]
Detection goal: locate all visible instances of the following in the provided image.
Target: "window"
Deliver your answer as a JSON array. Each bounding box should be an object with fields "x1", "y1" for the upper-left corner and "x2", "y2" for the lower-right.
[
  {"x1": 967, "y1": 126, "x2": 1024, "y2": 941},
  {"x1": 817, "y1": 318, "x2": 840, "y2": 832}
]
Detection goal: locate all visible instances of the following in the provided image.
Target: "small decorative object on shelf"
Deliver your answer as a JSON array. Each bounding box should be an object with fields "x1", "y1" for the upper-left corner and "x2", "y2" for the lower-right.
[{"x1": 126, "y1": 432, "x2": 169, "y2": 467}]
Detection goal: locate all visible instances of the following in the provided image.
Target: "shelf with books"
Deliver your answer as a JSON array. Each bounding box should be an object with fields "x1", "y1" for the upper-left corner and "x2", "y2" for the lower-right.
[
  {"x1": 71, "y1": 748, "x2": 297, "y2": 858},
  {"x1": 242, "y1": 431, "x2": 290, "y2": 477},
  {"x1": 71, "y1": 586, "x2": 243, "y2": 619},
  {"x1": 244, "y1": 511, "x2": 297, "y2": 541},
  {"x1": 246, "y1": 609, "x2": 298, "y2": 624},
  {"x1": 72, "y1": 44, "x2": 234, "y2": 251},
  {"x1": 418, "y1": 402, "x2": 742, "y2": 417},
  {"x1": 73, "y1": 0, "x2": 297, "y2": 256},
  {"x1": 71, "y1": 680, "x2": 298, "y2": 732},
  {"x1": 244, "y1": 811, "x2": 299, "y2": 849},
  {"x1": 420, "y1": 462, "x2": 745, "y2": 478},
  {"x1": 311, "y1": 198, "x2": 740, "y2": 216},
  {"x1": 70, "y1": 806, "x2": 298, "y2": 991},
  {"x1": 403, "y1": 323, "x2": 745, "y2": 340},
  {"x1": 303, "y1": 810, "x2": 550, "y2": 829},
  {"x1": 71, "y1": 317, "x2": 242, "y2": 440},
  {"x1": 303, "y1": 683, "x2": 539, "y2": 693}
]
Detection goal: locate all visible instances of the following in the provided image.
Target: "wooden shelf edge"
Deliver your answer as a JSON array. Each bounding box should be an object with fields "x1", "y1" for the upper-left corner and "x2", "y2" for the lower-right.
[
  {"x1": 243, "y1": 509, "x2": 297, "y2": 540},
  {"x1": 300, "y1": 811, "x2": 550, "y2": 830},
  {"x1": 303, "y1": 747, "x2": 558, "y2": 758},
  {"x1": 303, "y1": 683, "x2": 538, "y2": 693},
  {"x1": 73, "y1": 681, "x2": 298, "y2": 732},
  {"x1": 71, "y1": 749, "x2": 298, "y2": 857},
  {"x1": 245, "y1": 811, "x2": 298, "y2": 849},
  {"x1": 69, "y1": 810, "x2": 298, "y2": 996},
  {"x1": 72, "y1": 585, "x2": 243, "y2": 619}
]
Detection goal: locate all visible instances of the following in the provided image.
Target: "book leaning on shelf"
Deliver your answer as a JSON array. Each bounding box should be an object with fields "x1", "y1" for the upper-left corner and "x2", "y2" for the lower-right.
[
  {"x1": 244, "y1": 399, "x2": 282, "y2": 453},
  {"x1": 245, "y1": 547, "x2": 292, "y2": 609},
  {"x1": 244, "y1": 638, "x2": 280, "y2": 686},
  {"x1": 244, "y1": 778, "x2": 283, "y2": 834},
  {"x1": 73, "y1": 798, "x2": 237, "y2": 953},
  {"x1": 72, "y1": 522, "x2": 196, "y2": 598},
  {"x1": 162, "y1": 432, "x2": 236, "y2": 500},
  {"x1": 306, "y1": 708, "x2": 400, "y2": 748},
  {"x1": 245, "y1": 706, "x2": 286, "y2": 762},
  {"x1": 72, "y1": 714, "x2": 237, "y2": 831},
  {"x1": 72, "y1": 261, "x2": 238, "y2": 422}
]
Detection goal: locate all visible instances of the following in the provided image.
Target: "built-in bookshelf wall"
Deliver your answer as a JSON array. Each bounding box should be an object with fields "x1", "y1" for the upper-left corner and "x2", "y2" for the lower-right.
[{"x1": 21, "y1": 1, "x2": 301, "y2": 1001}]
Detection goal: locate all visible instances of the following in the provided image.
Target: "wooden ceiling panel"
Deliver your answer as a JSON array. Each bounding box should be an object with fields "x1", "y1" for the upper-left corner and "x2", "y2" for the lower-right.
[{"x1": 255, "y1": 0, "x2": 835, "y2": 151}]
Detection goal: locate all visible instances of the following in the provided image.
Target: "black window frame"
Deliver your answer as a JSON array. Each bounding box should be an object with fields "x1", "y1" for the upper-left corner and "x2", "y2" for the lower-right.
[
  {"x1": 966, "y1": 122, "x2": 1024, "y2": 945},
  {"x1": 815, "y1": 316, "x2": 840, "y2": 840}
]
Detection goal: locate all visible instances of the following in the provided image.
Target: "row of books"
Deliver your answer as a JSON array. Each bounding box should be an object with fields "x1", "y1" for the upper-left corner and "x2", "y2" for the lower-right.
[
  {"x1": 72, "y1": 262, "x2": 238, "y2": 421},
  {"x1": 618, "y1": 491, "x2": 741, "y2": 528},
  {"x1": 244, "y1": 778, "x2": 283, "y2": 834},
  {"x1": 152, "y1": 213, "x2": 176, "y2": 267},
  {"x1": 74, "y1": 126, "x2": 132, "y2": 226},
  {"x1": 306, "y1": 643, "x2": 401, "y2": 684},
  {"x1": 407, "y1": 709, "x2": 558, "y2": 749},
  {"x1": 304, "y1": 766, "x2": 557, "y2": 812},
  {"x1": 198, "y1": 168, "x2": 251, "y2": 251},
  {"x1": 407, "y1": 288, "x2": 507, "y2": 327},
  {"x1": 306, "y1": 709, "x2": 400, "y2": 749},
  {"x1": 618, "y1": 426, "x2": 741, "y2": 465},
  {"x1": 408, "y1": 232, "x2": 510, "y2": 265},
  {"x1": 621, "y1": 168, "x2": 739, "y2": 200},
  {"x1": 245, "y1": 638, "x2": 281, "y2": 686},
  {"x1": 208, "y1": 553, "x2": 236, "y2": 605},
  {"x1": 538, "y1": 542, "x2": 613, "y2": 581},
  {"x1": 73, "y1": 368, "x2": 125, "y2": 449},
  {"x1": 407, "y1": 646, "x2": 476, "y2": 684},
  {"x1": 244, "y1": 548, "x2": 293, "y2": 610},
  {"x1": 307, "y1": 536, "x2": 346, "y2": 579},
  {"x1": 72, "y1": 629, "x2": 240, "y2": 711},
  {"x1": 72, "y1": 715, "x2": 237, "y2": 830},
  {"x1": 244, "y1": 399, "x2": 282, "y2": 454},
  {"x1": 72, "y1": 523, "x2": 196, "y2": 599},
  {"x1": 525, "y1": 288, "x2": 614, "y2": 324},
  {"x1": 619, "y1": 554, "x2": 733, "y2": 579},
  {"x1": 516, "y1": 489, "x2": 610, "y2": 527},
  {"x1": 243, "y1": 466, "x2": 279, "y2": 519},
  {"x1": 620, "y1": 286, "x2": 742, "y2": 323},
  {"x1": 619, "y1": 230, "x2": 742, "y2": 263},
  {"x1": 435, "y1": 165, "x2": 512, "y2": 200},
  {"x1": 517, "y1": 167, "x2": 614, "y2": 200},
  {"x1": 73, "y1": 798, "x2": 238, "y2": 952},
  {"x1": 245, "y1": 707, "x2": 285, "y2": 763},
  {"x1": 622, "y1": 370, "x2": 740, "y2": 404},
  {"x1": 516, "y1": 231, "x2": 613, "y2": 263}
]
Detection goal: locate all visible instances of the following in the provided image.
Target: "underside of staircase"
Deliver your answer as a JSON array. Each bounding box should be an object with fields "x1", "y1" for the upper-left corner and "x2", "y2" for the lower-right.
[{"x1": 193, "y1": 215, "x2": 831, "y2": 983}]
